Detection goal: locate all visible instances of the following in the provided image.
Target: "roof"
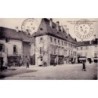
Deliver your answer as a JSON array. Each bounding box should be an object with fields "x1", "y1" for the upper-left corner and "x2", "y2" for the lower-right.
[
  {"x1": 0, "y1": 27, "x2": 34, "y2": 43},
  {"x1": 33, "y1": 18, "x2": 77, "y2": 44}
]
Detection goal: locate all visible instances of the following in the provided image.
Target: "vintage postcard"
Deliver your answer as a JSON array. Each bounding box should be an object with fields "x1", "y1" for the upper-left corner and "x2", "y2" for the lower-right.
[{"x1": 0, "y1": 18, "x2": 97, "y2": 80}]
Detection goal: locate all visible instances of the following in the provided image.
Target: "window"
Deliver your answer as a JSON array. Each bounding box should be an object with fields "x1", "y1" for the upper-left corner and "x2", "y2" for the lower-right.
[
  {"x1": 52, "y1": 26, "x2": 55, "y2": 28},
  {"x1": 85, "y1": 46, "x2": 87, "y2": 49},
  {"x1": 65, "y1": 42, "x2": 67, "y2": 46},
  {"x1": 64, "y1": 42, "x2": 66, "y2": 45},
  {"x1": 62, "y1": 41, "x2": 63, "y2": 45},
  {"x1": 81, "y1": 47, "x2": 83, "y2": 50},
  {"x1": 85, "y1": 53, "x2": 87, "y2": 56},
  {"x1": 40, "y1": 28, "x2": 43, "y2": 30},
  {"x1": 71, "y1": 44, "x2": 72, "y2": 47},
  {"x1": 50, "y1": 37, "x2": 52, "y2": 42},
  {"x1": 58, "y1": 40, "x2": 60, "y2": 45},
  {"x1": 40, "y1": 37, "x2": 43, "y2": 41},
  {"x1": 94, "y1": 53, "x2": 98, "y2": 57},
  {"x1": 13, "y1": 45, "x2": 17, "y2": 54},
  {"x1": 40, "y1": 47, "x2": 43, "y2": 54},
  {"x1": 0, "y1": 44, "x2": 3, "y2": 52},
  {"x1": 59, "y1": 40, "x2": 61, "y2": 45},
  {"x1": 54, "y1": 38, "x2": 56, "y2": 44}
]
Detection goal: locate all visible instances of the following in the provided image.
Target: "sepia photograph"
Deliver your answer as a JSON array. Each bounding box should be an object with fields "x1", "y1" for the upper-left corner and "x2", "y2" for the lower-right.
[{"x1": 0, "y1": 18, "x2": 97, "y2": 80}]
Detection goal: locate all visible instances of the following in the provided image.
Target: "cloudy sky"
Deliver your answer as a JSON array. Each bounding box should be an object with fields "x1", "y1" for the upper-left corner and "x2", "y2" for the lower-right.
[{"x1": 0, "y1": 18, "x2": 97, "y2": 41}]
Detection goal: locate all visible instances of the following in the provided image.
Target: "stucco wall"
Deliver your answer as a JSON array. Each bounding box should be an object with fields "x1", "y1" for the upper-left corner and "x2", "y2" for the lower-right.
[
  {"x1": 35, "y1": 35, "x2": 49, "y2": 66},
  {"x1": 77, "y1": 45, "x2": 97, "y2": 58},
  {"x1": 6, "y1": 39, "x2": 23, "y2": 56}
]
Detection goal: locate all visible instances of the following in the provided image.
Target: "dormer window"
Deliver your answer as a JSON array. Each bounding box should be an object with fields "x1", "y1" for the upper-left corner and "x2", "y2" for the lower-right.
[
  {"x1": 52, "y1": 26, "x2": 55, "y2": 28},
  {"x1": 40, "y1": 37, "x2": 43, "y2": 42},
  {"x1": 39, "y1": 37, "x2": 44, "y2": 44},
  {"x1": 58, "y1": 40, "x2": 60, "y2": 45},
  {"x1": 62, "y1": 41, "x2": 63, "y2": 45},
  {"x1": 54, "y1": 38, "x2": 56, "y2": 44},
  {"x1": 59, "y1": 29, "x2": 61, "y2": 32},
  {"x1": 40, "y1": 28, "x2": 43, "y2": 30}
]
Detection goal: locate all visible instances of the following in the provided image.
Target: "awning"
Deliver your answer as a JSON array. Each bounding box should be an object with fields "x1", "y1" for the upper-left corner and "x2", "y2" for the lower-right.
[{"x1": 94, "y1": 57, "x2": 98, "y2": 60}]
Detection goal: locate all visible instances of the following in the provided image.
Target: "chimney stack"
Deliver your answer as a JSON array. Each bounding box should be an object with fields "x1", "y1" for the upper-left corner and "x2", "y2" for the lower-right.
[
  {"x1": 66, "y1": 28, "x2": 69, "y2": 34},
  {"x1": 56, "y1": 21, "x2": 59, "y2": 26},
  {"x1": 56, "y1": 21, "x2": 60, "y2": 32},
  {"x1": 50, "y1": 18, "x2": 53, "y2": 27},
  {"x1": 61, "y1": 26, "x2": 64, "y2": 32},
  {"x1": 15, "y1": 26, "x2": 19, "y2": 32}
]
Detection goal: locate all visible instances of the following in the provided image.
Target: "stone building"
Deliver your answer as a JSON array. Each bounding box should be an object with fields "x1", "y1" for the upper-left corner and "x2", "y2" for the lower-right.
[
  {"x1": 77, "y1": 39, "x2": 98, "y2": 63},
  {"x1": 33, "y1": 18, "x2": 78, "y2": 66},
  {"x1": 0, "y1": 27, "x2": 35, "y2": 66},
  {"x1": 1, "y1": 18, "x2": 97, "y2": 67}
]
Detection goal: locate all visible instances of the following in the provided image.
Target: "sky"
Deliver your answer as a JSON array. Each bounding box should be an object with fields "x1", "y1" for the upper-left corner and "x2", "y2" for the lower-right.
[{"x1": 0, "y1": 18, "x2": 97, "y2": 41}]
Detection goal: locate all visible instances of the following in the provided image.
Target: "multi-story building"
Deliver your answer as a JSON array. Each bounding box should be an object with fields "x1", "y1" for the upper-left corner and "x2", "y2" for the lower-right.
[
  {"x1": 77, "y1": 39, "x2": 98, "y2": 63},
  {"x1": 1, "y1": 18, "x2": 97, "y2": 68},
  {"x1": 33, "y1": 18, "x2": 78, "y2": 66}
]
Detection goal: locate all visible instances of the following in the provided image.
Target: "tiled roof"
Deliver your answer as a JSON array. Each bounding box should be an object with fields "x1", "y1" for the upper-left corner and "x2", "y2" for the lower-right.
[
  {"x1": 33, "y1": 18, "x2": 77, "y2": 44},
  {"x1": 0, "y1": 27, "x2": 34, "y2": 43}
]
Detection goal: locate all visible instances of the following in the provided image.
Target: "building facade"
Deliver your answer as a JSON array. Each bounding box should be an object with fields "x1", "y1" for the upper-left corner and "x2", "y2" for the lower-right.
[
  {"x1": 0, "y1": 27, "x2": 34, "y2": 67},
  {"x1": 34, "y1": 18, "x2": 78, "y2": 66},
  {"x1": 77, "y1": 39, "x2": 98, "y2": 63},
  {"x1": 0, "y1": 18, "x2": 98, "y2": 68}
]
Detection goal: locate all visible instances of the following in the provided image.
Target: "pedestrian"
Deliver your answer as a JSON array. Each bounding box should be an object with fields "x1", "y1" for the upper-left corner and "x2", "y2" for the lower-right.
[
  {"x1": 19, "y1": 57, "x2": 23, "y2": 67},
  {"x1": 26, "y1": 56, "x2": 29, "y2": 68},
  {"x1": 82, "y1": 61, "x2": 86, "y2": 71},
  {"x1": 39, "y1": 57, "x2": 43, "y2": 66},
  {"x1": 0, "y1": 58, "x2": 4, "y2": 71}
]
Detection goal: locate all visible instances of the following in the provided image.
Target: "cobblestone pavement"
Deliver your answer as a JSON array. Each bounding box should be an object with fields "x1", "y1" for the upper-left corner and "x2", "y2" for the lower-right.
[{"x1": 0, "y1": 63, "x2": 97, "y2": 80}]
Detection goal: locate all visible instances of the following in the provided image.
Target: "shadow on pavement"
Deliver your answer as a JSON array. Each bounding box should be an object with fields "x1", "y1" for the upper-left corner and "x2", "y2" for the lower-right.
[{"x1": 0, "y1": 69, "x2": 37, "y2": 79}]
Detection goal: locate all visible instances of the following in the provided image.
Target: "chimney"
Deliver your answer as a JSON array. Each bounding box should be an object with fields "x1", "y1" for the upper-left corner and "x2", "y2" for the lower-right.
[
  {"x1": 15, "y1": 26, "x2": 19, "y2": 32},
  {"x1": 61, "y1": 26, "x2": 64, "y2": 32},
  {"x1": 50, "y1": 18, "x2": 53, "y2": 27},
  {"x1": 66, "y1": 28, "x2": 69, "y2": 34},
  {"x1": 56, "y1": 21, "x2": 60, "y2": 32},
  {"x1": 63, "y1": 25, "x2": 67, "y2": 31}
]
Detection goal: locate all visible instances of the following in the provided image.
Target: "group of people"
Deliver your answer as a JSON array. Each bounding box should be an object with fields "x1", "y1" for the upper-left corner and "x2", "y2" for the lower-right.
[
  {"x1": 0, "y1": 56, "x2": 87, "y2": 71},
  {"x1": 0, "y1": 55, "x2": 30, "y2": 71}
]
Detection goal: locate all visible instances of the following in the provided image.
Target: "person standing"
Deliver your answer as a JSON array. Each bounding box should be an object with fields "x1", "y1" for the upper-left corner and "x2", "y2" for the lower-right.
[
  {"x1": 25, "y1": 56, "x2": 30, "y2": 68},
  {"x1": 82, "y1": 61, "x2": 86, "y2": 71},
  {"x1": 0, "y1": 58, "x2": 4, "y2": 71},
  {"x1": 39, "y1": 57, "x2": 43, "y2": 66}
]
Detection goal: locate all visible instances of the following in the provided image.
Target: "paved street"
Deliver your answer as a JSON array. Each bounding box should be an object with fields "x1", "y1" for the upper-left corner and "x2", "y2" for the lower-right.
[{"x1": 0, "y1": 63, "x2": 97, "y2": 80}]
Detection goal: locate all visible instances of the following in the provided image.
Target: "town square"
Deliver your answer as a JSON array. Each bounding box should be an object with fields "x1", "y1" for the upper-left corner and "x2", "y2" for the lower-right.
[{"x1": 0, "y1": 18, "x2": 98, "y2": 80}]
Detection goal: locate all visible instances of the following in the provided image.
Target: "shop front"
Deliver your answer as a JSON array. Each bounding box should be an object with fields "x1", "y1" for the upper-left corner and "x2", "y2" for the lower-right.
[
  {"x1": 58, "y1": 55, "x2": 64, "y2": 65},
  {"x1": 50, "y1": 54, "x2": 57, "y2": 65}
]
